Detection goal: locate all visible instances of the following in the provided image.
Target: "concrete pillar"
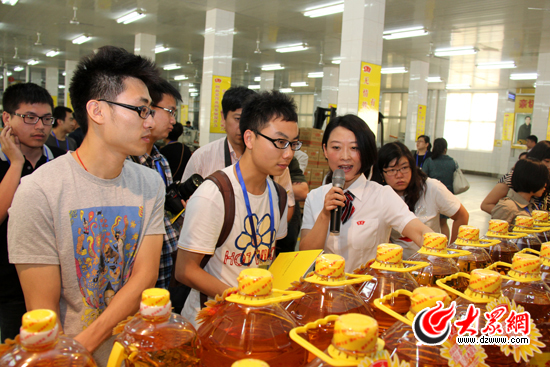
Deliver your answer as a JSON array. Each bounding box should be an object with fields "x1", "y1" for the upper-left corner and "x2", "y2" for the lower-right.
[
  {"x1": 321, "y1": 66, "x2": 339, "y2": 107},
  {"x1": 337, "y1": 0, "x2": 386, "y2": 135},
  {"x1": 405, "y1": 60, "x2": 429, "y2": 150},
  {"x1": 64, "y1": 60, "x2": 78, "y2": 109},
  {"x1": 134, "y1": 33, "x2": 156, "y2": 61},
  {"x1": 25, "y1": 67, "x2": 30, "y2": 82},
  {"x1": 260, "y1": 71, "x2": 274, "y2": 92},
  {"x1": 532, "y1": 52, "x2": 550, "y2": 140},
  {"x1": 45, "y1": 67, "x2": 58, "y2": 106},
  {"x1": 199, "y1": 8, "x2": 235, "y2": 146}
]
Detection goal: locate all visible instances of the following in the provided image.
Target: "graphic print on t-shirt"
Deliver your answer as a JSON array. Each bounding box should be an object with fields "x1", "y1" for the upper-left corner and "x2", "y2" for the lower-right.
[
  {"x1": 69, "y1": 206, "x2": 143, "y2": 328},
  {"x1": 235, "y1": 213, "x2": 276, "y2": 266}
]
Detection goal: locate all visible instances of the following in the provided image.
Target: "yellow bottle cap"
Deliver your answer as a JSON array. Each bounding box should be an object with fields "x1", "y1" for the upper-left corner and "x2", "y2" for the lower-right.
[
  {"x1": 237, "y1": 268, "x2": 273, "y2": 297},
  {"x1": 468, "y1": 269, "x2": 501, "y2": 294},
  {"x1": 422, "y1": 232, "x2": 448, "y2": 251},
  {"x1": 141, "y1": 288, "x2": 170, "y2": 307},
  {"x1": 332, "y1": 314, "x2": 378, "y2": 355},
  {"x1": 22, "y1": 309, "x2": 56, "y2": 333},
  {"x1": 533, "y1": 210, "x2": 549, "y2": 222},
  {"x1": 458, "y1": 225, "x2": 480, "y2": 241},
  {"x1": 488, "y1": 219, "x2": 509, "y2": 233},
  {"x1": 314, "y1": 254, "x2": 346, "y2": 279},
  {"x1": 541, "y1": 243, "x2": 550, "y2": 260},
  {"x1": 375, "y1": 244, "x2": 403, "y2": 264},
  {"x1": 232, "y1": 360, "x2": 270, "y2": 367},
  {"x1": 512, "y1": 253, "x2": 541, "y2": 274},
  {"x1": 410, "y1": 288, "x2": 451, "y2": 314},
  {"x1": 515, "y1": 216, "x2": 534, "y2": 228}
]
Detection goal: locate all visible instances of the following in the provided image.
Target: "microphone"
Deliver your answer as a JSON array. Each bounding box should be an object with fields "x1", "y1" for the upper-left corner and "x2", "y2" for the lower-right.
[{"x1": 330, "y1": 169, "x2": 346, "y2": 234}]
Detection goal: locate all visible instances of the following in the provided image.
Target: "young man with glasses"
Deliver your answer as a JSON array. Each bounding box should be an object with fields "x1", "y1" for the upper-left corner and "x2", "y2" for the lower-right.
[
  {"x1": 46, "y1": 106, "x2": 78, "y2": 153},
  {"x1": 175, "y1": 90, "x2": 300, "y2": 326},
  {"x1": 0, "y1": 82, "x2": 56, "y2": 341},
  {"x1": 8, "y1": 46, "x2": 165, "y2": 366}
]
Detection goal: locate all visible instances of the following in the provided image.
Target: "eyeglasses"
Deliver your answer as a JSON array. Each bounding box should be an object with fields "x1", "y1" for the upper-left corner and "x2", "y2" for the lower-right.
[
  {"x1": 383, "y1": 166, "x2": 411, "y2": 176},
  {"x1": 13, "y1": 113, "x2": 56, "y2": 126},
  {"x1": 255, "y1": 131, "x2": 303, "y2": 151},
  {"x1": 97, "y1": 99, "x2": 155, "y2": 119},
  {"x1": 153, "y1": 105, "x2": 177, "y2": 118}
]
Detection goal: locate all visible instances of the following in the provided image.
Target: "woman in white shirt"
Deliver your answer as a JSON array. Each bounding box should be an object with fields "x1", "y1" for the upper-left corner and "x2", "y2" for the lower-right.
[
  {"x1": 377, "y1": 142, "x2": 469, "y2": 259},
  {"x1": 299, "y1": 115, "x2": 432, "y2": 271}
]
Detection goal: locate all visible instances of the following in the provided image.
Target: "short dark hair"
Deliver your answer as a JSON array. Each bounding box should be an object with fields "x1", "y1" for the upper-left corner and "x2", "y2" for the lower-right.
[
  {"x1": 431, "y1": 138, "x2": 448, "y2": 160},
  {"x1": 378, "y1": 141, "x2": 428, "y2": 211},
  {"x1": 69, "y1": 46, "x2": 161, "y2": 135},
  {"x1": 240, "y1": 90, "x2": 298, "y2": 134},
  {"x1": 222, "y1": 86, "x2": 257, "y2": 119},
  {"x1": 527, "y1": 141, "x2": 550, "y2": 161},
  {"x1": 2, "y1": 83, "x2": 53, "y2": 114},
  {"x1": 416, "y1": 135, "x2": 432, "y2": 152},
  {"x1": 512, "y1": 158, "x2": 548, "y2": 194},
  {"x1": 52, "y1": 106, "x2": 73, "y2": 127},
  {"x1": 526, "y1": 135, "x2": 538, "y2": 144},
  {"x1": 167, "y1": 122, "x2": 184, "y2": 141},
  {"x1": 518, "y1": 152, "x2": 528, "y2": 160},
  {"x1": 149, "y1": 79, "x2": 182, "y2": 105}
]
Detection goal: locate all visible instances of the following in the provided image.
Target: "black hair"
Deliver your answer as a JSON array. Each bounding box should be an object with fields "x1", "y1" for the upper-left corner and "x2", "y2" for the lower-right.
[
  {"x1": 222, "y1": 86, "x2": 257, "y2": 119},
  {"x1": 69, "y1": 46, "x2": 161, "y2": 135},
  {"x1": 2, "y1": 83, "x2": 53, "y2": 114},
  {"x1": 52, "y1": 106, "x2": 73, "y2": 127},
  {"x1": 185, "y1": 121, "x2": 191, "y2": 125},
  {"x1": 417, "y1": 135, "x2": 432, "y2": 152},
  {"x1": 525, "y1": 116, "x2": 532, "y2": 121},
  {"x1": 526, "y1": 135, "x2": 538, "y2": 144},
  {"x1": 431, "y1": 138, "x2": 448, "y2": 160},
  {"x1": 378, "y1": 142, "x2": 428, "y2": 211},
  {"x1": 527, "y1": 141, "x2": 550, "y2": 161},
  {"x1": 149, "y1": 79, "x2": 182, "y2": 105},
  {"x1": 512, "y1": 158, "x2": 548, "y2": 194},
  {"x1": 240, "y1": 90, "x2": 298, "y2": 134},
  {"x1": 322, "y1": 114, "x2": 379, "y2": 182},
  {"x1": 167, "y1": 122, "x2": 184, "y2": 141},
  {"x1": 518, "y1": 152, "x2": 528, "y2": 160}
]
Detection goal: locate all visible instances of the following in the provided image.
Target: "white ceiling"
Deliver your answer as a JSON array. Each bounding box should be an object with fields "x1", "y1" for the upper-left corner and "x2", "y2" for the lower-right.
[{"x1": 1, "y1": 0, "x2": 549, "y2": 92}]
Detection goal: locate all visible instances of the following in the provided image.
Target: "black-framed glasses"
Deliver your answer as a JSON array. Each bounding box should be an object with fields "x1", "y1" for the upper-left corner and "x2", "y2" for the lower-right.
[
  {"x1": 383, "y1": 166, "x2": 411, "y2": 177},
  {"x1": 13, "y1": 113, "x2": 56, "y2": 126},
  {"x1": 97, "y1": 99, "x2": 155, "y2": 119},
  {"x1": 153, "y1": 105, "x2": 177, "y2": 118},
  {"x1": 255, "y1": 131, "x2": 303, "y2": 151}
]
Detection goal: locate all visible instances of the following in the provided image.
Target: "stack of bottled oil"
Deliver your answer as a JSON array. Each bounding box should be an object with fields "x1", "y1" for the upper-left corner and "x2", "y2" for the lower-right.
[
  {"x1": 512, "y1": 216, "x2": 547, "y2": 251},
  {"x1": 447, "y1": 225, "x2": 497, "y2": 273},
  {"x1": 481, "y1": 219, "x2": 523, "y2": 274}
]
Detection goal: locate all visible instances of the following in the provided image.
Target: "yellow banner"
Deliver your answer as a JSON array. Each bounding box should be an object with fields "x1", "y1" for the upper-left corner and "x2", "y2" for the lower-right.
[
  {"x1": 51, "y1": 95, "x2": 58, "y2": 108},
  {"x1": 546, "y1": 109, "x2": 550, "y2": 141},
  {"x1": 358, "y1": 62, "x2": 381, "y2": 133},
  {"x1": 210, "y1": 75, "x2": 231, "y2": 133},
  {"x1": 180, "y1": 105, "x2": 189, "y2": 123},
  {"x1": 502, "y1": 112, "x2": 514, "y2": 141},
  {"x1": 327, "y1": 103, "x2": 337, "y2": 125},
  {"x1": 515, "y1": 95, "x2": 534, "y2": 113},
  {"x1": 416, "y1": 104, "x2": 426, "y2": 138}
]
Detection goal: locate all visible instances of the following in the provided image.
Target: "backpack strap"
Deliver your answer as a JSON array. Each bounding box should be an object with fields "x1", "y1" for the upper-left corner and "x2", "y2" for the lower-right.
[{"x1": 273, "y1": 181, "x2": 287, "y2": 220}]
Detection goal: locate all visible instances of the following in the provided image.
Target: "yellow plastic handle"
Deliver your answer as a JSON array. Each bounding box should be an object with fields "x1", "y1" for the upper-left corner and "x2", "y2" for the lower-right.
[
  {"x1": 107, "y1": 342, "x2": 127, "y2": 367},
  {"x1": 513, "y1": 226, "x2": 550, "y2": 233},
  {"x1": 225, "y1": 289, "x2": 305, "y2": 306},
  {"x1": 485, "y1": 232, "x2": 527, "y2": 239},
  {"x1": 484, "y1": 261, "x2": 537, "y2": 282},
  {"x1": 369, "y1": 260, "x2": 429, "y2": 273},
  {"x1": 518, "y1": 248, "x2": 541, "y2": 256},
  {"x1": 304, "y1": 273, "x2": 373, "y2": 286},
  {"x1": 454, "y1": 239, "x2": 501, "y2": 248},
  {"x1": 417, "y1": 247, "x2": 471, "y2": 258},
  {"x1": 373, "y1": 290, "x2": 413, "y2": 326},
  {"x1": 434, "y1": 272, "x2": 495, "y2": 304}
]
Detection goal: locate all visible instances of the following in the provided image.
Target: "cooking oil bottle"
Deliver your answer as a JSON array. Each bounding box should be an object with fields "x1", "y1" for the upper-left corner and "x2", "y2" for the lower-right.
[
  {"x1": 408, "y1": 232, "x2": 470, "y2": 298},
  {"x1": 518, "y1": 243, "x2": 550, "y2": 287},
  {"x1": 482, "y1": 219, "x2": 523, "y2": 274},
  {"x1": 533, "y1": 210, "x2": 550, "y2": 243},
  {"x1": 284, "y1": 254, "x2": 374, "y2": 361},
  {"x1": 198, "y1": 268, "x2": 307, "y2": 367},
  {"x1": 231, "y1": 360, "x2": 269, "y2": 367},
  {"x1": 512, "y1": 216, "x2": 547, "y2": 251},
  {"x1": 374, "y1": 287, "x2": 451, "y2": 366},
  {"x1": 108, "y1": 288, "x2": 201, "y2": 367},
  {"x1": 354, "y1": 243, "x2": 428, "y2": 333},
  {"x1": 0, "y1": 309, "x2": 97, "y2": 367},
  {"x1": 447, "y1": 225, "x2": 497, "y2": 273}
]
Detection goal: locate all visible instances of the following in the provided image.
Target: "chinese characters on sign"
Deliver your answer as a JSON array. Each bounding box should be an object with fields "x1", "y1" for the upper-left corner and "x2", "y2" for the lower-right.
[
  {"x1": 502, "y1": 113, "x2": 514, "y2": 141},
  {"x1": 358, "y1": 62, "x2": 381, "y2": 133},
  {"x1": 210, "y1": 75, "x2": 231, "y2": 134},
  {"x1": 416, "y1": 104, "x2": 427, "y2": 138}
]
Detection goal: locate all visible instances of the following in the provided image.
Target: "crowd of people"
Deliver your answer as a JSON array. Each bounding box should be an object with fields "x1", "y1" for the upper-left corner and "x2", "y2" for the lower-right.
[{"x1": 0, "y1": 45, "x2": 547, "y2": 367}]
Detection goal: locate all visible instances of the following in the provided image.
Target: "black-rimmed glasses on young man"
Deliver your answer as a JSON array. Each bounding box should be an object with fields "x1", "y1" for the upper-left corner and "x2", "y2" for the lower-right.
[
  {"x1": 97, "y1": 99, "x2": 156, "y2": 119},
  {"x1": 255, "y1": 131, "x2": 303, "y2": 151}
]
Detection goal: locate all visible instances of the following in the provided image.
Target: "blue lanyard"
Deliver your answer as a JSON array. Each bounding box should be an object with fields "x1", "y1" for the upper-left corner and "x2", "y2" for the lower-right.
[
  {"x1": 51, "y1": 131, "x2": 69, "y2": 151},
  {"x1": 154, "y1": 160, "x2": 167, "y2": 186},
  {"x1": 0, "y1": 144, "x2": 50, "y2": 166},
  {"x1": 235, "y1": 161, "x2": 275, "y2": 250},
  {"x1": 416, "y1": 153, "x2": 425, "y2": 168}
]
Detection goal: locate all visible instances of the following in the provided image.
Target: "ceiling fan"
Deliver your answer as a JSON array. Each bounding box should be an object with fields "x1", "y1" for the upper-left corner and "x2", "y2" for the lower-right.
[{"x1": 426, "y1": 42, "x2": 449, "y2": 60}]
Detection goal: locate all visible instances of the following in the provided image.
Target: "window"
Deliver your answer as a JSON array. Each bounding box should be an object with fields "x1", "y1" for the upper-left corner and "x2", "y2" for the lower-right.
[{"x1": 443, "y1": 93, "x2": 498, "y2": 151}]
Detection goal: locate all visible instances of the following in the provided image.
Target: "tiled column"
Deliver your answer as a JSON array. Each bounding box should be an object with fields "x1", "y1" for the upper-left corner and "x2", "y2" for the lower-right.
[
  {"x1": 337, "y1": 0, "x2": 385, "y2": 134},
  {"x1": 134, "y1": 33, "x2": 156, "y2": 61},
  {"x1": 199, "y1": 8, "x2": 234, "y2": 146},
  {"x1": 64, "y1": 60, "x2": 78, "y2": 109},
  {"x1": 260, "y1": 71, "x2": 274, "y2": 92},
  {"x1": 45, "y1": 67, "x2": 58, "y2": 106},
  {"x1": 321, "y1": 66, "x2": 339, "y2": 107},
  {"x1": 404, "y1": 60, "x2": 429, "y2": 150},
  {"x1": 179, "y1": 82, "x2": 190, "y2": 123},
  {"x1": 532, "y1": 52, "x2": 550, "y2": 140}
]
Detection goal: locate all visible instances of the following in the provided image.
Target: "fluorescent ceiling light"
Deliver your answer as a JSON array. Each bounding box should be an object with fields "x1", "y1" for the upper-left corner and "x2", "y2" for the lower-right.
[
  {"x1": 59, "y1": 85, "x2": 65, "y2": 89},
  {"x1": 116, "y1": 9, "x2": 146, "y2": 24},
  {"x1": 304, "y1": 1, "x2": 344, "y2": 18},
  {"x1": 248, "y1": 85, "x2": 261, "y2": 90},
  {"x1": 254, "y1": 76, "x2": 261, "y2": 82},
  {"x1": 62, "y1": 71, "x2": 66, "y2": 76},
  {"x1": 261, "y1": 64, "x2": 284, "y2": 71},
  {"x1": 332, "y1": 58, "x2": 342, "y2": 64},
  {"x1": 72, "y1": 34, "x2": 92, "y2": 44},
  {"x1": 27, "y1": 59, "x2": 39, "y2": 66},
  {"x1": 276, "y1": 43, "x2": 308, "y2": 53},
  {"x1": 154, "y1": 45, "x2": 170, "y2": 54},
  {"x1": 308, "y1": 72, "x2": 324, "y2": 78},
  {"x1": 190, "y1": 93, "x2": 198, "y2": 97},
  {"x1": 381, "y1": 67, "x2": 408, "y2": 74},
  {"x1": 189, "y1": 88, "x2": 198, "y2": 93},
  {"x1": 46, "y1": 49, "x2": 60, "y2": 57},
  {"x1": 290, "y1": 81, "x2": 308, "y2": 87},
  {"x1": 427, "y1": 76, "x2": 443, "y2": 83},
  {"x1": 13, "y1": 66, "x2": 24, "y2": 72},
  {"x1": 476, "y1": 61, "x2": 516, "y2": 69},
  {"x1": 434, "y1": 46, "x2": 478, "y2": 57},
  {"x1": 6, "y1": 72, "x2": 12, "y2": 76},
  {"x1": 446, "y1": 84, "x2": 471, "y2": 90},
  {"x1": 163, "y1": 63, "x2": 181, "y2": 70},
  {"x1": 279, "y1": 88, "x2": 294, "y2": 93},
  {"x1": 173, "y1": 75, "x2": 188, "y2": 80},
  {"x1": 383, "y1": 27, "x2": 428, "y2": 40},
  {"x1": 510, "y1": 73, "x2": 537, "y2": 80},
  {"x1": 1, "y1": 0, "x2": 18, "y2": 5}
]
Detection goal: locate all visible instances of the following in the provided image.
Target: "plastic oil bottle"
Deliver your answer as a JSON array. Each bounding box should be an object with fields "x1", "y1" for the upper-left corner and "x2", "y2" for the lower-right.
[
  {"x1": 0, "y1": 309, "x2": 97, "y2": 367},
  {"x1": 518, "y1": 243, "x2": 550, "y2": 287},
  {"x1": 447, "y1": 225, "x2": 497, "y2": 273},
  {"x1": 437, "y1": 269, "x2": 529, "y2": 366},
  {"x1": 482, "y1": 219, "x2": 523, "y2": 274},
  {"x1": 231, "y1": 360, "x2": 269, "y2": 367},
  {"x1": 512, "y1": 216, "x2": 546, "y2": 252},
  {"x1": 354, "y1": 243, "x2": 428, "y2": 333},
  {"x1": 108, "y1": 288, "x2": 201, "y2": 367},
  {"x1": 533, "y1": 210, "x2": 550, "y2": 243},
  {"x1": 197, "y1": 268, "x2": 307, "y2": 367},
  {"x1": 374, "y1": 287, "x2": 451, "y2": 366},
  {"x1": 408, "y1": 232, "x2": 470, "y2": 298},
  {"x1": 283, "y1": 254, "x2": 374, "y2": 361}
]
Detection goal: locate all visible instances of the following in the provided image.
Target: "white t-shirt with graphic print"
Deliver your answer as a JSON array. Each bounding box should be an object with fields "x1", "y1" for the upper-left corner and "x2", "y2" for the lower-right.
[{"x1": 178, "y1": 165, "x2": 288, "y2": 326}]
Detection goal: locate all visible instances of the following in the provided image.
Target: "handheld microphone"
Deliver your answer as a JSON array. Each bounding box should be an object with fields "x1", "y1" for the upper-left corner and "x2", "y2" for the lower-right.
[{"x1": 330, "y1": 169, "x2": 346, "y2": 234}]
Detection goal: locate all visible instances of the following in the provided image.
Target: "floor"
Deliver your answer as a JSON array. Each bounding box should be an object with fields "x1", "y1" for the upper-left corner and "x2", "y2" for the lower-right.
[{"x1": 452, "y1": 173, "x2": 496, "y2": 235}]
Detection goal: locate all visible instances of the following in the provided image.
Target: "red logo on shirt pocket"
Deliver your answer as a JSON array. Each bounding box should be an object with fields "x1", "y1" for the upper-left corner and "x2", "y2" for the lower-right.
[{"x1": 357, "y1": 220, "x2": 365, "y2": 225}]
